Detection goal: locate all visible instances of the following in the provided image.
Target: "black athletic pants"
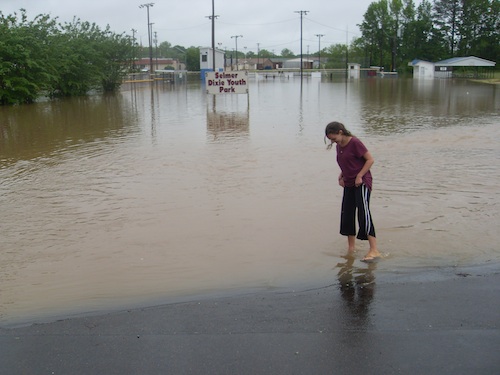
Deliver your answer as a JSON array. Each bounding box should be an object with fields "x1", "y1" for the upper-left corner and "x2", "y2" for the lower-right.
[{"x1": 340, "y1": 184, "x2": 376, "y2": 240}]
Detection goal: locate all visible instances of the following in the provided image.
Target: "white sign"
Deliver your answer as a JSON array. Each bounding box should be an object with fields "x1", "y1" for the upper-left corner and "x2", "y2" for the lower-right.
[{"x1": 205, "y1": 71, "x2": 248, "y2": 94}]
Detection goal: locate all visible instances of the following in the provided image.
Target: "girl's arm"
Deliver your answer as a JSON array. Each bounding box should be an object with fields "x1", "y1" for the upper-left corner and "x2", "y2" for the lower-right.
[{"x1": 355, "y1": 151, "x2": 374, "y2": 186}]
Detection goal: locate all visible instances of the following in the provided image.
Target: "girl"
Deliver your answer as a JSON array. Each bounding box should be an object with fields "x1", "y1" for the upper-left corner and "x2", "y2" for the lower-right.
[{"x1": 325, "y1": 121, "x2": 381, "y2": 262}]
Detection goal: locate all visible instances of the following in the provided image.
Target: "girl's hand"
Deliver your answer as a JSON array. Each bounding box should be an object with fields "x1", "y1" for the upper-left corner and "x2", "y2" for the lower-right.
[
  {"x1": 338, "y1": 178, "x2": 345, "y2": 187},
  {"x1": 355, "y1": 175, "x2": 363, "y2": 187}
]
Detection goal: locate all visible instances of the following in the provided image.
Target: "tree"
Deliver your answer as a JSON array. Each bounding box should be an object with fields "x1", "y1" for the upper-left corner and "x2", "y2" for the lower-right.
[
  {"x1": 258, "y1": 49, "x2": 274, "y2": 58},
  {"x1": 98, "y1": 29, "x2": 134, "y2": 92},
  {"x1": 323, "y1": 44, "x2": 349, "y2": 68},
  {"x1": 280, "y1": 48, "x2": 295, "y2": 57},
  {"x1": 0, "y1": 10, "x2": 133, "y2": 104},
  {"x1": 0, "y1": 10, "x2": 59, "y2": 104},
  {"x1": 158, "y1": 41, "x2": 172, "y2": 57},
  {"x1": 49, "y1": 18, "x2": 132, "y2": 97},
  {"x1": 475, "y1": 0, "x2": 500, "y2": 61},
  {"x1": 433, "y1": 0, "x2": 461, "y2": 56},
  {"x1": 349, "y1": 37, "x2": 371, "y2": 67},
  {"x1": 359, "y1": 0, "x2": 392, "y2": 68},
  {"x1": 185, "y1": 46, "x2": 200, "y2": 71},
  {"x1": 399, "y1": 0, "x2": 446, "y2": 63},
  {"x1": 457, "y1": 0, "x2": 499, "y2": 60}
]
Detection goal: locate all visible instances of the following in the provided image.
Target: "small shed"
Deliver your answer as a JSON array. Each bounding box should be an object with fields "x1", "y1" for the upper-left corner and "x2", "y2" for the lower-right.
[
  {"x1": 408, "y1": 59, "x2": 435, "y2": 79},
  {"x1": 199, "y1": 47, "x2": 225, "y2": 76},
  {"x1": 348, "y1": 63, "x2": 361, "y2": 79}
]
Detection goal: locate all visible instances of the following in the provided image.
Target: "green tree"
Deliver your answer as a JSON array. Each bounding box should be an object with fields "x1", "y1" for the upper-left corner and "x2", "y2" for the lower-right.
[
  {"x1": 0, "y1": 10, "x2": 58, "y2": 104},
  {"x1": 399, "y1": 0, "x2": 446, "y2": 64},
  {"x1": 324, "y1": 44, "x2": 348, "y2": 68},
  {"x1": 457, "y1": 0, "x2": 499, "y2": 60},
  {"x1": 258, "y1": 49, "x2": 274, "y2": 58},
  {"x1": 359, "y1": 0, "x2": 392, "y2": 69},
  {"x1": 280, "y1": 48, "x2": 295, "y2": 57},
  {"x1": 50, "y1": 18, "x2": 131, "y2": 97},
  {"x1": 349, "y1": 37, "x2": 371, "y2": 66},
  {"x1": 185, "y1": 46, "x2": 200, "y2": 71},
  {"x1": 98, "y1": 29, "x2": 134, "y2": 92},
  {"x1": 433, "y1": 0, "x2": 461, "y2": 56},
  {"x1": 0, "y1": 10, "x2": 133, "y2": 104},
  {"x1": 158, "y1": 41, "x2": 172, "y2": 57}
]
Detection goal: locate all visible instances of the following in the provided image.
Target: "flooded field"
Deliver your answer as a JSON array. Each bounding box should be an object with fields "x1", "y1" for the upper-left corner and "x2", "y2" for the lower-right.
[{"x1": 1, "y1": 76, "x2": 499, "y2": 326}]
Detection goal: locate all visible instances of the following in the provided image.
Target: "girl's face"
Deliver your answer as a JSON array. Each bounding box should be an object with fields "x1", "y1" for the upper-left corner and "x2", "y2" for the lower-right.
[{"x1": 326, "y1": 132, "x2": 342, "y2": 144}]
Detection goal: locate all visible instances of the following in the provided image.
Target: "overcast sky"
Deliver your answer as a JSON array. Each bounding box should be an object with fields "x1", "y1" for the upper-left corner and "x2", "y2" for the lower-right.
[{"x1": 2, "y1": 0, "x2": 376, "y2": 55}]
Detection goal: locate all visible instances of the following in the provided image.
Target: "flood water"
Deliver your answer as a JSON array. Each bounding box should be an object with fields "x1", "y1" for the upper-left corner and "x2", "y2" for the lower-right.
[{"x1": 1, "y1": 77, "x2": 499, "y2": 327}]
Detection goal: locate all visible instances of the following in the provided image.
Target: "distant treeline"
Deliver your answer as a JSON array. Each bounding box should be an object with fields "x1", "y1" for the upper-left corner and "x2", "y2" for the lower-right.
[
  {"x1": 1, "y1": 1, "x2": 499, "y2": 105},
  {"x1": 355, "y1": 0, "x2": 499, "y2": 71},
  {"x1": 0, "y1": 10, "x2": 132, "y2": 105},
  {"x1": 232, "y1": 0, "x2": 499, "y2": 71}
]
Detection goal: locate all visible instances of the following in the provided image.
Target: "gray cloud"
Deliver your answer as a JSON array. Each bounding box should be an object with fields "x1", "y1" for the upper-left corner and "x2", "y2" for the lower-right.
[{"x1": 2, "y1": 0, "x2": 375, "y2": 54}]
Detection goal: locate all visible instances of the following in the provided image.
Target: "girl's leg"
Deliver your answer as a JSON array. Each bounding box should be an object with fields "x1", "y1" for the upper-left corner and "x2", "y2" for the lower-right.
[
  {"x1": 354, "y1": 185, "x2": 380, "y2": 260},
  {"x1": 347, "y1": 235, "x2": 356, "y2": 252},
  {"x1": 364, "y1": 235, "x2": 381, "y2": 260},
  {"x1": 355, "y1": 185, "x2": 376, "y2": 240},
  {"x1": 340, "y1": 188, "x2": 357, "y2": 251}
]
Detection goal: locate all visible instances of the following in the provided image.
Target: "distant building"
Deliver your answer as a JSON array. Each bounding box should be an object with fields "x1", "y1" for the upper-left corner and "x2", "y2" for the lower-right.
[
  {"x1": 409, "y1": 56, "x2": 496, "y2": 79},
  {"x1": 199, "y1": 47, "x2": 225, "y2": 75},
  {"x1": 283, "y1": 58, "x2": 314, "y2": 70},
  {"x1": 408, "y1": 59, "x2": 435, "y2": 79},
  {"x1": 134, "y1": 58, "x2": 183, "y2": 71},
  {"x1": 231, "y1": 58, "x2": 276, "y2": 70}
]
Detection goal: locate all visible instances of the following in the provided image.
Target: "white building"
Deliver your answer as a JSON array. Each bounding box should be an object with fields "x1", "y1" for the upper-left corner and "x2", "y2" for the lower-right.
[
  {"x1": 199, "y1": 47, "x2": 225, "y2": 75},
  {"x1": 408, "y1": 59, "x2": 435, "y2": 79},
  {"x1": 409, "y1": 56, "x2": 496, "y2": 79},
  {"x1": 348, "y1": 63, "x2": 361, "y2": 79}
]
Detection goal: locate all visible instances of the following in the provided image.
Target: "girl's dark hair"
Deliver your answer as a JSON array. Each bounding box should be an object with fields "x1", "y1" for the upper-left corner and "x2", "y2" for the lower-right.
[{"x1": 325, "y1": 121, "x2": 353, "y2": 137}]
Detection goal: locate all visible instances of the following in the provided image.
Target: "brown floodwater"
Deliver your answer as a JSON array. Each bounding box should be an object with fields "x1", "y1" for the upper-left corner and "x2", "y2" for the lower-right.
[{"x1": 1, "y1": 77, "x2": 499, "y2": 327}]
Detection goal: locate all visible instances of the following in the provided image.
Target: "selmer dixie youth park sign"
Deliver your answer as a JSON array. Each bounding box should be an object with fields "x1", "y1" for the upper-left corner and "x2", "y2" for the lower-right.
[{"x1": 205, "y1": 71, "x2": 248, "y2": 95}]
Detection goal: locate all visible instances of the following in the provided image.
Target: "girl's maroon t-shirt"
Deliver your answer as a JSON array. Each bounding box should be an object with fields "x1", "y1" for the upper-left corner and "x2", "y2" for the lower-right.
[{"x1": 336, "y1": 136, "x2": 373, "y2": 190}]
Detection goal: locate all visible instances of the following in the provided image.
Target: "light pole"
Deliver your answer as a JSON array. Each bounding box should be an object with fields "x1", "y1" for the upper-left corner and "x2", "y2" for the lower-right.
[
  {"x1": 139, "y1": 3, "x2": 154, "y2": 75},
  {"x1": 154, "y1": 30, "x2": 158, "y2": 70},
  {"x1": 257, "y1": 42, "x2": 260, "y2": 70},
  {"x1": 294, "y1": 10, "x2": 309, "y2": 80},
  {"x1": 231, "y1": 35, "x2": 242, "y2": 70},
  {"x1": 131, "y1": 29, "x2": 137, "y2": 71},
  {"x1": 315, "y1": 34, "x2": 324, "y2": 69},
  {"x1": 206, "y1": 0, "x2": 219, "y2": 71}
]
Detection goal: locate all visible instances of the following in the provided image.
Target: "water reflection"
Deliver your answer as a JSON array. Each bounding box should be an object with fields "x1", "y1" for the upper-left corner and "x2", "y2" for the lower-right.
[
  {"x1": 206, "y1": 111, "x2": 249, "y2": 141},
  {"x1": 358, "y1": 79, "x2": 499, "y2": 134},
  {"x1": 206, "y1": 95, "x2": 249, "y2": 141},
  {"x1": 336, "y1": 255, "x2": 376, "y2": 327},
  {"x1": 0, "y1": 94, "x2": 137, "y2": 164}
]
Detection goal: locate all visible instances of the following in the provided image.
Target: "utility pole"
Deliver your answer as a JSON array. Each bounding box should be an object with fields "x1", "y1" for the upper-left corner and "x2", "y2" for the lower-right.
[
  {"x1": 131, "y1": 29, "x2": 137, "y2": 71},
  {"x1": 154, "y1": 31, "x2": 158, "y2": 70},
  {"x1": 294, "y1": 10, "x2": 309, "y2": 81},
  {"x1": 315, "y1": 34, "x2": 324, "y2": 69},
  {"x1": 231, "y1": 35, "x2": 243, "y2": 70},
  {"x1": 346, "y1": 26, "x2": 349, "y2": 79},
  {"x1": 206, "y1": 0, "x2": 219, "y2": 71},
  {"x1": 257, "y1": 42, "x2": 260, "y2": 69},
  {"x1": 139, "y1": 3, "x2": 155, "y2": 75}
]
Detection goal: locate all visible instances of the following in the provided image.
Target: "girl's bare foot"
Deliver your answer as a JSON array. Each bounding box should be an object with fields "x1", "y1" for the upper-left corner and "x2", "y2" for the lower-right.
[{"x1": 362, "y1": 249, "x2": 381, "y2": 262}]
